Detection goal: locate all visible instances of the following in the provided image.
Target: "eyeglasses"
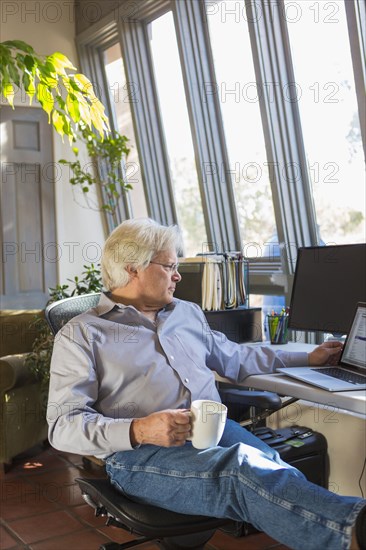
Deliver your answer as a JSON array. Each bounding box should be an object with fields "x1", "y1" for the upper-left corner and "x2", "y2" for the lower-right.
[{"x1": 150, "y1": 261, "x2": 180, "y2": 273}]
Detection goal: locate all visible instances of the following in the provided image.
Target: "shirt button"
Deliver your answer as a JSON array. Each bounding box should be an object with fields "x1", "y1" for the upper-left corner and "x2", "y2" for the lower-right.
[
  {"x1": 184, "y1": 378, "x2": 189, "y2": 384},
  {"x1": 170, "y1": 355, "x2": 174, "y2": 360}
]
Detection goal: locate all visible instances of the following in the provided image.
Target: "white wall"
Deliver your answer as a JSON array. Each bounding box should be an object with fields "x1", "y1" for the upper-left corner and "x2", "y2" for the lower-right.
[{"x1": 1, "y1": 0, "x2": 106, "y2": 284}]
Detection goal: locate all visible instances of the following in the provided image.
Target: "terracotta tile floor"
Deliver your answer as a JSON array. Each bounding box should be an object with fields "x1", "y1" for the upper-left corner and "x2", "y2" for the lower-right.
[{"x1": 0, "y1": 445, "x2": 290, "y2": 550}]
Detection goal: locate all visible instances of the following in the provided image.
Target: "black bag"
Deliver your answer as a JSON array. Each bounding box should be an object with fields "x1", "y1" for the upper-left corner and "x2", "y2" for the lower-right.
[{"x1": 253, "y1": 425, "x2": 329, "y2": 489}]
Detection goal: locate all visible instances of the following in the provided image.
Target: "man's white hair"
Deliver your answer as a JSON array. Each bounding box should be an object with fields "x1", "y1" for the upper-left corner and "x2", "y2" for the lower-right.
[{"x1": 101, "y1": 218, "x2": 183, "y2": 291}]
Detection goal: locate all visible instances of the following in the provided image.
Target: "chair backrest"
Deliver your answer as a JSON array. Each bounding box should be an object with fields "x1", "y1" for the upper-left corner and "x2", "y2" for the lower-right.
[{"x1": 45, "y1": 293, "x2": 101, "y2": 335}]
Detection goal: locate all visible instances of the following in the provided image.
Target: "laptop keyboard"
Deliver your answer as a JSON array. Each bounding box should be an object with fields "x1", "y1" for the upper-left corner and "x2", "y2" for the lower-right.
[{"x1": 311, "y1": 367, "x2": 366, "y2": 385}]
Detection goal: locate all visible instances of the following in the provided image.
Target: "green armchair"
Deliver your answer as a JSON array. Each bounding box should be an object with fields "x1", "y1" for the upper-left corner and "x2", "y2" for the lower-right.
[{"x1": 0, "y1": 310, "x2": 48, "y2": 471}]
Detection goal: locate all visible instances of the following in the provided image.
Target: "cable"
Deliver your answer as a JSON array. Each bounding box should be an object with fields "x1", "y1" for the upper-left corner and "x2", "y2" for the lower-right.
[{"x1": 359, "y1": 457, "x2": 366, "y2": 498}]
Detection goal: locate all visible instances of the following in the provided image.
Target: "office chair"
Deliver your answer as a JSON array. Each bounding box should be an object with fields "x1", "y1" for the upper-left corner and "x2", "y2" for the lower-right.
[{"x1": 45, "y1": 293, "x2": 283, "y2": 550}]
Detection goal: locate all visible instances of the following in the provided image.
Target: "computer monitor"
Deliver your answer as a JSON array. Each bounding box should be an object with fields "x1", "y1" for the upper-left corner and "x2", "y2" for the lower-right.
[{"x1": 288, "y1": 244, "x2": 366, "y2": 335}]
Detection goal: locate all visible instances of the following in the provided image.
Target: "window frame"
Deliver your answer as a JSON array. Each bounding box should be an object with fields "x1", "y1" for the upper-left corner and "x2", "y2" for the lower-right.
[
  {"x1": 77, "y1": 19, "x2": 133, "y2": 232},
  {"x1": 344, "y1": 0, "x2": 366, "y2": 153}
]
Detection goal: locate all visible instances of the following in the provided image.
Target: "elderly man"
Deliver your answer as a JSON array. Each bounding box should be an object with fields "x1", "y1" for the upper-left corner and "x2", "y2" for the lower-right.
[{"x1": 48, "y1": 218, "x2": 365, "y2": 550}]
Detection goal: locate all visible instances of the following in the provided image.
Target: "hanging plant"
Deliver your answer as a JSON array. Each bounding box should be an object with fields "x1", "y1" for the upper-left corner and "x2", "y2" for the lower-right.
[
  {"x1": 0, "y1": 39, "x2": 110, "y2": 142},
  {"x1": 59, "y1": 126, "x2": 132, "y2": 226}
]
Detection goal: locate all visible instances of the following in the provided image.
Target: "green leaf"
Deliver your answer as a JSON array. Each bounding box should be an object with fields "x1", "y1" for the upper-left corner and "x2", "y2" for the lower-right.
[
  {"x1": 40, "y1": 75, "x2": 58, "y2": 88},
  {"x1": 7, "y1": 60, "x2": 20, "y2": 87},
  {"x1": 60, "y1": 75, "x2": 72, "y2": 93},
  {"x1": 90, "y1": 100, "x2": 109, "y2": 137},
  {"x1": 15, "y1": 52, "x2": 25, "y2": 66},
  {"x1": 47, "y1": 52, "x2": 77, "y2": 74},
  {"x1": 37, "y1": 82, "x2": 54, "y2": 121},
  {"x1": 2, "y1": 40, "x2": 34, "y2": 53},
  {"x1": 38, "y1": 64, "x2": 58, "y2": 87},
  {"x1": 3, "y1": 82, "x2": 15, "y2": 107},
  {"x1": 66, "y1": 92, "x2": 80, "y2": 123},
  {"x1": 0, "y1": 46, "x2": 11, "y2": 61},
  {"x1": 55, "y1": 94, "x2": 66, "y2": 110},
  {"x1": 45, "y1": 61, "x2": 56, "y2": 74},
  {"x1": 24, "y1": 55, "x2": 36, "y2": 72},
  {"x1": 82, "y1": 187, "x2": 89, "y2": 193},
  {"x1": 73, "y1": 73, "x2": 96, "y2": 99},
  {"x1": 76, "y1": 93, "x2": 92, "y2": 129},
  {"x1": 52, "y1": 110, "x2": 65, "y2": 138},
  {"x1": 61, "y1": 114, "x2": 71, "y2": 136},
  {"x1": 23, "y1": 73, "x2": 36, "y2": 104},
  {"x1": 68, "y1": 78, "x2": 82, "y2": 93}
]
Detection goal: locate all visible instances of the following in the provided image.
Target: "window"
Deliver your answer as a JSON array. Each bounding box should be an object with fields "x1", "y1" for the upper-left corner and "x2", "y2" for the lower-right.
[
  {"x1": 103, "y1": 43, "x2": 148, "y2": 219},
  {"x1": 76, "y1": 0, "x2": 365, "y2": 306},
  {"x1": 148, "y1": 12, "x2": 208, "y2": 255},
  {"x1": 206, "y1": 0, "x2": 277, "y2": 257},
  {"x1": 286, "y1": 0, "x2": 365, "y2": 244}
]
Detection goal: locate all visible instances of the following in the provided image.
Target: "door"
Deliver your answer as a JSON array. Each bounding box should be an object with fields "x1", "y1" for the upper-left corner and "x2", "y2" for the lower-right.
[{"x1": 0, "y1": 106, "x2": 57, "y2": 309}]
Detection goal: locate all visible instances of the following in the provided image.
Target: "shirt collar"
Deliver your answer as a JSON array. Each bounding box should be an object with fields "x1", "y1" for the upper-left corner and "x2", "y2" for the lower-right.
[
  {"x1": 95, "y1": 292, "x2": 117, "y2": 316},
  {"x1": 96, "y1": 291, "x2": 177, "y2": 317}
]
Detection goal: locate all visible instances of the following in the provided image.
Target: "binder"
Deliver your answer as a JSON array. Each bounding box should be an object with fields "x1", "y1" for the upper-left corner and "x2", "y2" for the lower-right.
[{"x1": 176, "y1": 253, "x2": 249, "y2": 311}]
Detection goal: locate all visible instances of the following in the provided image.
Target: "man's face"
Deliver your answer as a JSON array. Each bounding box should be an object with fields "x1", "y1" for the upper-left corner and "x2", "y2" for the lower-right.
[{"x1": 136, "y1": 249, "x2": 181, "y2": 307}]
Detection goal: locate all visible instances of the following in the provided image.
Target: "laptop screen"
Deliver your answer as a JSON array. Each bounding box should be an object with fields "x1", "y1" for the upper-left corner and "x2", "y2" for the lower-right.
[{"x1": 341, "y1": 303, "x2": 366, "y2": 370}]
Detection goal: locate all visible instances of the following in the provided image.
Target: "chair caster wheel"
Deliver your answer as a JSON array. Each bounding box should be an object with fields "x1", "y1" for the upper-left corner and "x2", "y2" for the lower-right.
[{"x1": 99, "y1": 543, "x2": 122, "y2": 550}]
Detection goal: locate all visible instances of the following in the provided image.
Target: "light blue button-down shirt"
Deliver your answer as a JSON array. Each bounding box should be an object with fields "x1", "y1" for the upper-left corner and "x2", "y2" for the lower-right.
[{"x1": 47, "y1": 293, "x2": 308, "y2": 458}]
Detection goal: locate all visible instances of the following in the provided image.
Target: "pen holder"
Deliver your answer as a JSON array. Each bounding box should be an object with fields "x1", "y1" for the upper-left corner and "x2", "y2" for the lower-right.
[{"x1": 267, "y1": 313, "x2": 289, "y2": 345}]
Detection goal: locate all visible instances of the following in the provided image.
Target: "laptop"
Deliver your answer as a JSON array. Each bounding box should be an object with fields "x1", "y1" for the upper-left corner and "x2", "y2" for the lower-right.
[{"x1": 277, "y1": 302, "x2": 366, "y2": 391}]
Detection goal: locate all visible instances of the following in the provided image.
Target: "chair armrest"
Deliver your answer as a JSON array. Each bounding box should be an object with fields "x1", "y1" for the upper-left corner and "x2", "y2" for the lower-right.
[
  {"x1": 219, "y1": 387, "x2": 282, "y2": 411},
  {"x1": 0, "y1": 354, "x2": 37, "y2": 393}
]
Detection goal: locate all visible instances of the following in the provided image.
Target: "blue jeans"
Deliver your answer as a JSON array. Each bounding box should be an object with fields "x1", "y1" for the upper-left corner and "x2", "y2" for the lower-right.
[{"x1": 106, "y1": 420, "x2": 365, "y2": 549}]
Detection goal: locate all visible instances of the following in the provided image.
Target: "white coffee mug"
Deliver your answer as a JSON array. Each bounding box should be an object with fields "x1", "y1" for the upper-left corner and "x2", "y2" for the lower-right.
[{"x1": 189, "y1": 399, "x2": 227, "y2": 449}]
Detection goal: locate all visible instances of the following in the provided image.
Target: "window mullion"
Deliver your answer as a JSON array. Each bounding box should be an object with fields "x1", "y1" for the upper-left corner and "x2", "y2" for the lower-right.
[
  {"x1": 117, "y1": 17, "x2": 178, "y2": 226},
  {"x1": 246, "y1": 0, "x2": 318, "y2": 276},
  {"x1": 173, "y1": 0, "x2": 241, "y2": 251},
  {"x1": 344, "y1": 0, "x2": 366, "y2": 154},
  {"x1": 96, "y1": 49, "x2": 134, "y2": 228}
]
